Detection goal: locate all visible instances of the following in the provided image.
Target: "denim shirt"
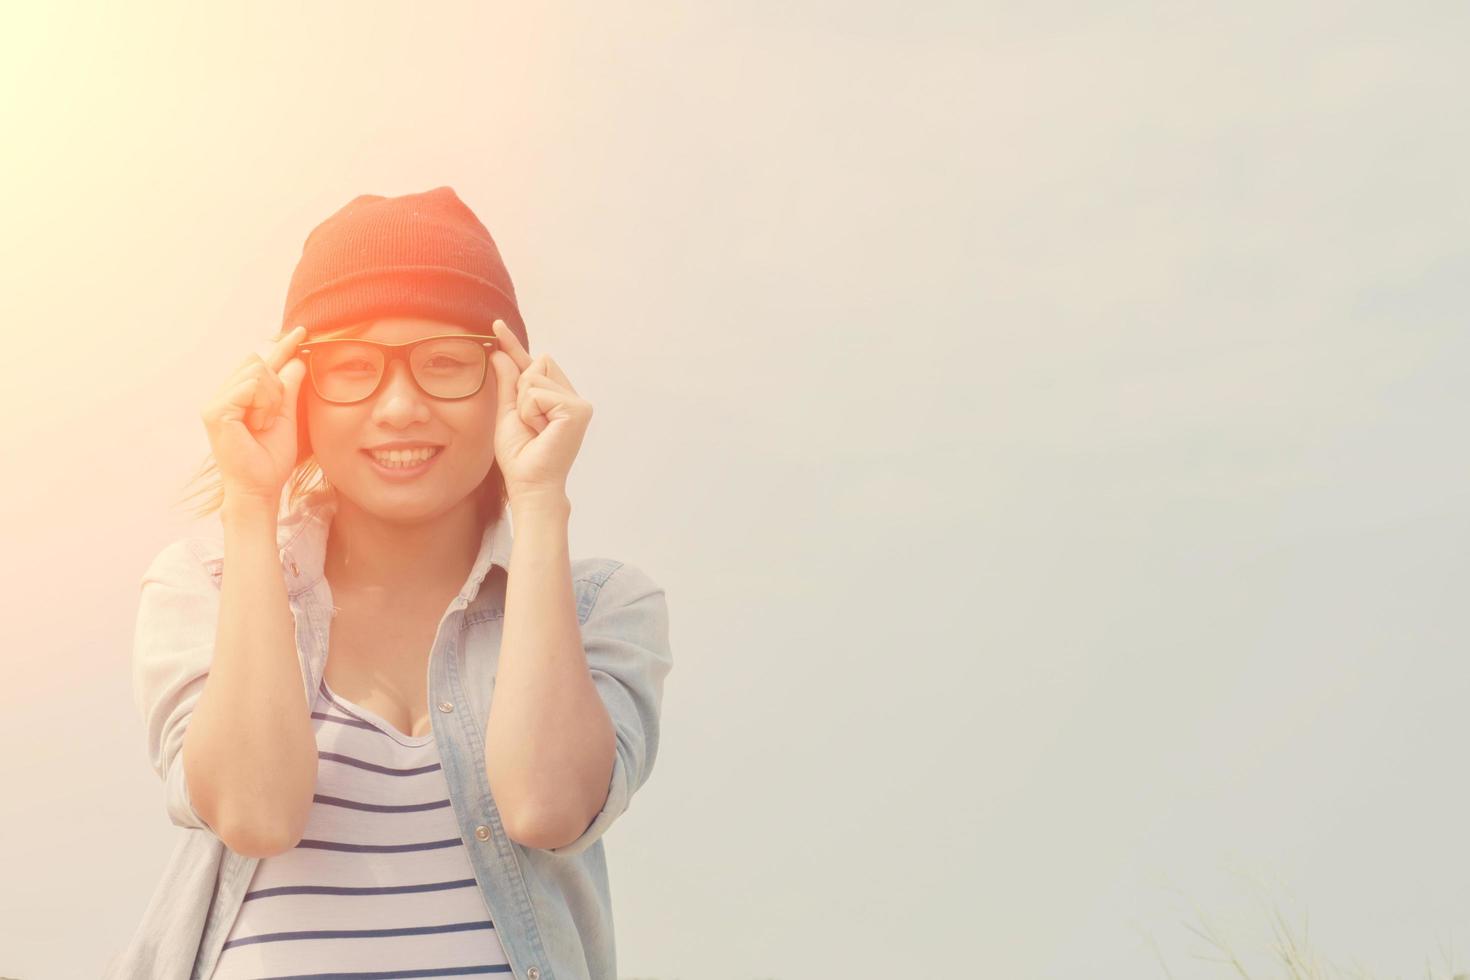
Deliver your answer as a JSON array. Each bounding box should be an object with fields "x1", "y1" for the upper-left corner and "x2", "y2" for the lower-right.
[{"x1": 106, "y1": 485, "x2": 673, "y2": 980}]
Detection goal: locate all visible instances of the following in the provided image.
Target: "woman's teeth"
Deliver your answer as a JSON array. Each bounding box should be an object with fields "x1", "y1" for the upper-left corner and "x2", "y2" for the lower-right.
[{"x1": 368, "y1": 446, "x2": 441, "y2": 467}]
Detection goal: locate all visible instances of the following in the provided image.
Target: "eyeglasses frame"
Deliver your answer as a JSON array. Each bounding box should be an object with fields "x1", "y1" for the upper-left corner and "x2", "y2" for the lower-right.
[{"x1": 296, "y1": 333, "x2": 500, "y2": 404}]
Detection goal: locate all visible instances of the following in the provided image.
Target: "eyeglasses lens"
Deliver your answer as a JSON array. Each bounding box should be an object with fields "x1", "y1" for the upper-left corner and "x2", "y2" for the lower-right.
[{"x1": 313, "y1": 338, "x2": 487, "y2": 402}]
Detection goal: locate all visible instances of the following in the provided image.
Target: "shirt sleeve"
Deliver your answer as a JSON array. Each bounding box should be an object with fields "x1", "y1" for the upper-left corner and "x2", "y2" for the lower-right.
[
  {"x1": 131, "y1": 538, "x2": 221, "y2": 833},
  {"x1": 544, "y1": 560, "x2": 673, "y2": 857}
]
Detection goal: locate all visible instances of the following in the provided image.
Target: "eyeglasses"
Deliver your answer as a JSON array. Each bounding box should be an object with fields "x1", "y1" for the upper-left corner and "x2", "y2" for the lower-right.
[{"x1": 297, "y1": 333, "x2": 498, "y2": 404}]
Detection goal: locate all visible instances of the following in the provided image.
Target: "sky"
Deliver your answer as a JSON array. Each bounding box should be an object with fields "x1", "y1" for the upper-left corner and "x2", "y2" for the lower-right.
[{"x1": 2, "y1": 2, "x2": 1468, "y2": 978}]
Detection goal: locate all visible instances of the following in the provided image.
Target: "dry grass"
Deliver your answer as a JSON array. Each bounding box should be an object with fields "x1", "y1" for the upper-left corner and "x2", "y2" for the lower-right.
[{"x1": 1140, "y1": 869, "x2": 1464, "y2": 980}]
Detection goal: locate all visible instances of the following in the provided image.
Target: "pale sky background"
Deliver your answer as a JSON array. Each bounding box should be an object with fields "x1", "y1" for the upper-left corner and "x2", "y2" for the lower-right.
[{"x1": 2, "y1": 2, "x2": 1468, "y2": 978}]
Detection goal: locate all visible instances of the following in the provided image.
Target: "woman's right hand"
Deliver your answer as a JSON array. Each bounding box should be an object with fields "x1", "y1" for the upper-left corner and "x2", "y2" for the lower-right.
[{"x1": 200, "y1": 325, "x2": 309, "y2": 508}]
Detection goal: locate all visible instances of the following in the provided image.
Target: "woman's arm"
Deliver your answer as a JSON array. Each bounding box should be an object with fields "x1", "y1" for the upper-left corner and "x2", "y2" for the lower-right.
[
  {"x1": 484, "y1": 494, "x2": 616, "y2": 848},
  {"x1": 181, "y1": 497, "x2": 318, "y2": 857}
]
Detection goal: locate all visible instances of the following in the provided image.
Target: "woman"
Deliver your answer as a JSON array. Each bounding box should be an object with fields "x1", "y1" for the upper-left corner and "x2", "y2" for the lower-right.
[{"x1": 108, "y1": 187, "x2": 673, "y2": 980}]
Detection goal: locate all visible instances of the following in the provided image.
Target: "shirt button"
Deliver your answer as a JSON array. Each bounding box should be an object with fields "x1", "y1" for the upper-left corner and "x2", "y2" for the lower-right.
[
  {"x1": 527, "y1": 968, "x2": 540, "y2": 980},
  {"x1": 438, "y1": 701, "x2": 454, "y2": 712},
  {"x1": 475, "y1": 825, "x2": 491, "y2": 841}
]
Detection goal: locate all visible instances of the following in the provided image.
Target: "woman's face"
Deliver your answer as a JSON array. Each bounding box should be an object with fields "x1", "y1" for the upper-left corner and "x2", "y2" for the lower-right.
[{"x1": 303, "y1": 316, "x2": 500, "y2": 524}]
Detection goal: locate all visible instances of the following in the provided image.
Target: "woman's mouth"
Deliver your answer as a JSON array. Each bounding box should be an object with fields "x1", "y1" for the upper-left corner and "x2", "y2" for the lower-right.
[{"x1": 361, "y1": 446, "x2": 444, "y2": 479}]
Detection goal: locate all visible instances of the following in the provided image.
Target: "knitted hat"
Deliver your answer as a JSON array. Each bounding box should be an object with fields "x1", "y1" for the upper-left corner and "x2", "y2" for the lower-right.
[{"x1": 280, "y1": 186, "x2": 529, "y2": 353}]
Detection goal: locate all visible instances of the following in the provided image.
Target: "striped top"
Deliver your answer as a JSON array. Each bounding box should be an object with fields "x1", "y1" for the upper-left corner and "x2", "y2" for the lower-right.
[{"x1": 208, "y1": 677, "x2": 512, "y2": 979}]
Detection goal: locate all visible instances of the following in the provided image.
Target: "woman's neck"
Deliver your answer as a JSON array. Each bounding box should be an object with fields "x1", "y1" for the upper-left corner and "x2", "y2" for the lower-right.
[{"x1": 322, "y1": 495, "x2": 485, "y2": 599}]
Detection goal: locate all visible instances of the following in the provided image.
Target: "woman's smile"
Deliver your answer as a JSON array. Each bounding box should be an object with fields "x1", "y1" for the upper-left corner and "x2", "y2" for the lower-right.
[{"x1": 361, "y1": 444, "x2": 444, "y2": 479}]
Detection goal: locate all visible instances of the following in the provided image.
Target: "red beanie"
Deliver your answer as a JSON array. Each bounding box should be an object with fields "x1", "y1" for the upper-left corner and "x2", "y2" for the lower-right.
[{"x1": 280, "y1": 186, "x2": 529, "y2": 353}]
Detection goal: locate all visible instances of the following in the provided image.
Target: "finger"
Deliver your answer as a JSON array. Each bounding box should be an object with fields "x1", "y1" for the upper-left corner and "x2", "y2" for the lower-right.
[
  {"x1": 519, "y1": 372, "x2": 563, "y2": 396},
  {"x1": 491, "y1": 349, "x2": 521, "y2": 420},
  {"x1": 540, "y1": 355, "x2": 577, "y2": 395},
  {"x1": 254, "y1": 360, "x2": 285, "y2": 398},
  {"x1": 517, "y1": 357, "x2": 552, "y2": 394},
  {"x1": 492, "y1": 319, "x2": 532, "y2": 371},
  {"x1": 527, "y1": 385, "x2": 590, "y2": 424},
  {"x1": 520, "y1": 382, "x2": 583, "y2": 424},
  {"x1": 228, "y1": 361, "x2": 279, "y2": 428},
  {"x1": 277, "y1": 358, "x2": 307, "y2": 426},
  {"x1": 263, "y1": 325, "x2": 308, "y2": 373},
  {"x1": 246, "y1": 375, "x2": 275, "y2": 431},
  {"x1": 220, "y1": 376, "x2": 260, "y2": 427},
  {"x1": 519, "y1": 386, "x2": 555, "y2": 434},
  {"x1": 223, "y1": 352, "x2": 273, "y2": 394},
  {"x1": 254, "y1": 371, "x2": 284, "y2": 428},
  {"x1": 514, "y1": 352, "x2": 577, "y2": 399}
]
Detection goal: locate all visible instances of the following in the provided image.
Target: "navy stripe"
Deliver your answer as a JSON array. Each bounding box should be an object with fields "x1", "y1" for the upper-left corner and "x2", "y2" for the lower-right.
[
  {"x1": 313, "y1": 793, "x2": 452, "y2": 813},
  {"x1": 321, "y1": 687, "x2": 373, "y2": 717},
  {"x1": 319, "y1": 684, "x2": 429, "y2": 740},
  {"x1": 312, "y1": 711, "x2": 380, "y2": 734},
  {"x1": 318, "y1": 751, "x2": 441, "y2": 776},
  {"x1": 222, "y1": 919, "x2": 494, "y2": 950},
  {"x1": 295, "y1": 837, "x2": 464, "y2": 854},
  {"x1": 256, "y1": 965, "x2": 512, "y2": 979},
  {"x1": 244, "y1": 878, "x2": 480, "y2": 902}
]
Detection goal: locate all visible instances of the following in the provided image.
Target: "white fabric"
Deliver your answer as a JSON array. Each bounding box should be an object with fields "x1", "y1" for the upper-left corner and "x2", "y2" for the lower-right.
[{"x1": 209, "y1": 677, "x2": 511, "y2": 979}]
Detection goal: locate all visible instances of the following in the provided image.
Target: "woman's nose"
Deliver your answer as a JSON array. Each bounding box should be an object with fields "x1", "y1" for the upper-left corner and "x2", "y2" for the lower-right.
[{"x1": 371, "y1": 360, "x2": 431, "y2": 420}]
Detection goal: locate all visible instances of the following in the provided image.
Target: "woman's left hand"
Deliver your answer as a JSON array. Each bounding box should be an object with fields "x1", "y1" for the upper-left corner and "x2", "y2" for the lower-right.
[{"x1": 488, "y1": 318, "x2": 593, "y2": 507}]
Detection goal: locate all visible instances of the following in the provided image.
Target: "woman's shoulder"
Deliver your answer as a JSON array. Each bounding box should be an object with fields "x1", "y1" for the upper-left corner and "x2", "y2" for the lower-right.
[
  {"x1": 143, "y1": 486, "x2": 332, "y2": 588},
  {"x1": 567, "y1": 557, "x2": 672, "y2": 660},
  {"x1": 141, "y1": 535, "x2": 225, "y2": 589},
  {"x1": 568, "y1": 557, "x2": 666, "y2": 618},
  {"x1": 570, "y1": 556, "x2": 661, "y2": 590}
]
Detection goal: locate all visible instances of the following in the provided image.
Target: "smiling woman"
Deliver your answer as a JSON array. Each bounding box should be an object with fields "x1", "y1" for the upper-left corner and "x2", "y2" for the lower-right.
[
  {"x1": 177, "y1": 189, "x2": 530, "y2": 527},
  {"x1": 112, "y1": 186, "x2": 673, "y2": 980},
  {"x1": 294, "y1": 316, "x2": 505, "y2": 531}
]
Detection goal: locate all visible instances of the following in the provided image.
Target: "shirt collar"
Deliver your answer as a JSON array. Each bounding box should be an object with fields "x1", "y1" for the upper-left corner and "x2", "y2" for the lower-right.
[{"x1": 275, "y1": 483, "x2": 515, "y2": 604}]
